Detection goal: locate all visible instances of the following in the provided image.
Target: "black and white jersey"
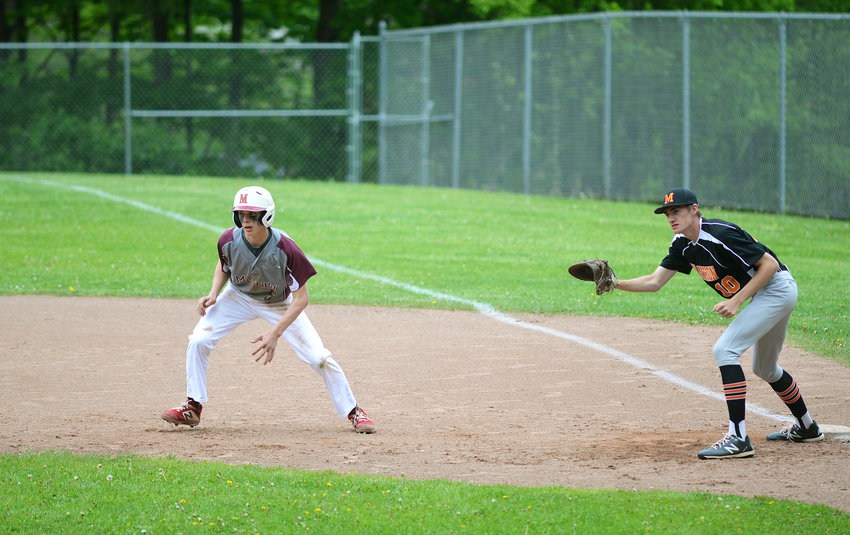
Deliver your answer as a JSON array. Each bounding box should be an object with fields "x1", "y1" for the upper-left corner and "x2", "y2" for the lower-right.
[{"x1": 660, "y1": 218, "x2": 787, "y2": 299}]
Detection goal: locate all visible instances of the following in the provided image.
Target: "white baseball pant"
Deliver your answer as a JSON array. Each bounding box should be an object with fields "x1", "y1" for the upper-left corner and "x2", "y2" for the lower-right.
[{"x1": 185, "y1": 284, "x2": 357, "y2": 418}]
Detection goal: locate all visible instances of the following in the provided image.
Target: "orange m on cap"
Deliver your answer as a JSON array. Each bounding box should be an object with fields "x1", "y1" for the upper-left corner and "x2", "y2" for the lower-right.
[{"x1": 664, "y1": 192, "x2": 675, "y2": 204}]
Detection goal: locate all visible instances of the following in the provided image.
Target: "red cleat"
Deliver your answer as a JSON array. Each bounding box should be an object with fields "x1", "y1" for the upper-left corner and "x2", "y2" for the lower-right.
[
  {"x1": 348, "y1": 406, "x2": 375, "y2": 433},
  {"x1": 161, "y1": 399, "x2": 202, "y2": 427}
]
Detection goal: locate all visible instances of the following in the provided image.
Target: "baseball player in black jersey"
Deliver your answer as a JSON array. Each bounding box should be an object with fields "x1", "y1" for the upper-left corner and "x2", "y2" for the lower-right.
[
  {"x1": 615, "y1": 188, "x2": 823, "y2": 459},
  {"x1": 162, "y1": 186, "x2": 376, "y2": 433}
]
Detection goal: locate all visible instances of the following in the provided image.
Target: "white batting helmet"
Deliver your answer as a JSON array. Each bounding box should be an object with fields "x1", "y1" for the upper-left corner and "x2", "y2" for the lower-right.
[{"x1": 231, "y1": 185, "x2": 276, "y2": 227}]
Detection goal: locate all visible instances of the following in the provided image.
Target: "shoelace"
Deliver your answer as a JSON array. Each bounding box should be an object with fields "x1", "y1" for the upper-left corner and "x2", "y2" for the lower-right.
[
  {"x1": 782, "y1": 423, "x2": 801, "y2": 436},
  {"x1": 711, "y1": 434, "x2": 736, "y2": 449},
  {"x1": 351, "y1": 409, "x2": 369, "y2": 423}
]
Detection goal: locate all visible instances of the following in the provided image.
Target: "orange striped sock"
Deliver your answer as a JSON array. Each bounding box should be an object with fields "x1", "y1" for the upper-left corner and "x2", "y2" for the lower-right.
[
  {"x1": 775, "y1": 379, "x2": 801, "y2": 404},
  {"x1": 770, "y1": 370, "x2": 810, "y2": 422},
  {"x1": 723, "y1": 380, "x2": 747, "y2": 401},
  {"x1": 720, "y1": 365, "x2": 747, "y2": 437}
]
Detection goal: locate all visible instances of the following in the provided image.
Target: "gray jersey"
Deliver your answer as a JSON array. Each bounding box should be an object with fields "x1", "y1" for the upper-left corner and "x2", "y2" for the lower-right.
[{"x1": 217, "y1": 227, "x2": 317, "y2": 303}]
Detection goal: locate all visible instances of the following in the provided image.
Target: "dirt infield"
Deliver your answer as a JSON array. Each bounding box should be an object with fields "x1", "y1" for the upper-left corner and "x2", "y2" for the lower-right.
[{"x1": 1, "y1": 295, "x2": 848, "y2": 512}]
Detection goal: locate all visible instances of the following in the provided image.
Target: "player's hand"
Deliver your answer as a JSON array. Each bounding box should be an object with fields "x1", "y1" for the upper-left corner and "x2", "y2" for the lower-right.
[
  {"x1": 197, "y1": 295, "x2": 216, "y2": 316},
  {"x1": 251, "y1": 331, "x2": 280, "y2": 365},
  {"x1": 713, "y1": 299, "x2": 741, "y2": 319}
]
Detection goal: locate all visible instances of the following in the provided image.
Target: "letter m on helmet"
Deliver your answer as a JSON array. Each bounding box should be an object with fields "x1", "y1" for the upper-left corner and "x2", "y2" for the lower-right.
[{"x1": 238, "y1": 193, "x2": 248, "y2": 204}]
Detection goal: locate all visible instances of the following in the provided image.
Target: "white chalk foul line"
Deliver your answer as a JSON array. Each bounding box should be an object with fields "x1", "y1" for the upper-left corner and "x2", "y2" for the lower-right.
[{"x1": 5, "y1": 174, "x2": 793, "y2": 424}]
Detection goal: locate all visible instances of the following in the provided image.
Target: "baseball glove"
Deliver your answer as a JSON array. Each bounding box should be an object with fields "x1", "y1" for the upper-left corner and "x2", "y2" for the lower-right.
[{"x1": 568, "y1": 258, "x2": 618, "y2": 295}]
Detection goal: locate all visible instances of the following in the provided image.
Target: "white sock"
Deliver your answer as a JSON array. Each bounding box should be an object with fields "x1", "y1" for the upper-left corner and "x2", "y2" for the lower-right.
[
  {"x1": 799, "y1": 412, "x2": 814, "y2": 429},
  {"x1": 728, "y1": 420, "x2": 746, "y2": 439}
]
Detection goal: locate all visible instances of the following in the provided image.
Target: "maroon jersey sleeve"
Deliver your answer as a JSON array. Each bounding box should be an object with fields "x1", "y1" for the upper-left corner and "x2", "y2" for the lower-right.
[
  {"x1": 276, "y1": 234, "x2": 317, "y2": 289},
  {"x1": 217, "y1": 228, "x2": 236, "y2": 272}
]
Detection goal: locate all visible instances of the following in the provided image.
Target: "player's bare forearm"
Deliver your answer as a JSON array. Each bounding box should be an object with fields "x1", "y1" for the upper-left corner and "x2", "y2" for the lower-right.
[
  {"x1": 712, "y1": 253, "x2": 778, "y2": 318},
  {"x1": 208, "y1": 259, "x2": 229, "y2": 298},
  {"x1": 251, "y1": 286, "x2": 309, "y2": 365},
  {"x1": 198, "y1": 260, "x2": 229, "y2": 316},
  {"x1": 616, "y1": 266, "x2": 676, "y2": 293},
  {"x1": 739, "y1": 253, "x2": 779, "y2": 301},
  {"x1": 274, "y1": 286, "x2": 309, "y2": 335}
]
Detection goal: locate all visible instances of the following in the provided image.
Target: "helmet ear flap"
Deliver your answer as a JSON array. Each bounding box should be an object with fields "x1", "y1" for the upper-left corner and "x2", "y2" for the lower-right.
[
  {"x1": 233, "y1": 212, "x2": 242, "y2": 228},
  {"x1": 261, "y1": 209, "x2": 274, "y2": 227}
]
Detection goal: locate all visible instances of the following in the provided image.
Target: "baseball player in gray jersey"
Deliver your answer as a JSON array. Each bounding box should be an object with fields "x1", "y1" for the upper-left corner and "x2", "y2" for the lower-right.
[
  {"x1": 162, "y1": 186, "x2": 376, "y2": 433},
  {"x1": 615, "y1": 188, "x2": 822, "y2": 459}
]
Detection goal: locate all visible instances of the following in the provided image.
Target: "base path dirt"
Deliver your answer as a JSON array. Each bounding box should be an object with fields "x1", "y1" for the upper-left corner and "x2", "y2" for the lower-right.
[{"x1": 1, "y1": 296, "x2": 848, "y2": 512}]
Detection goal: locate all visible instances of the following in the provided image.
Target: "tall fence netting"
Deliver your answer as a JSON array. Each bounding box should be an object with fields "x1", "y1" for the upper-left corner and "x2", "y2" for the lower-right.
[{"x1": 1, "y1": 13, "x2": 847, "y2": 218}]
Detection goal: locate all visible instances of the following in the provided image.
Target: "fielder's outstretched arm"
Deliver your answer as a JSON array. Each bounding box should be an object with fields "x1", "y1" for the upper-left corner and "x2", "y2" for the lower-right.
[{"x1": 616, "y1": 266, "x2": 677, "y2": 293}]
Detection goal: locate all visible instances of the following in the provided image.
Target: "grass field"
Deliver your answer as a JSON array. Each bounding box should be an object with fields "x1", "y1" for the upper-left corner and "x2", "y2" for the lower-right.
[
  {"x1": 1, "y1": 172, "x2": 848, "y2": 533},
  {"x1": 3, "y1": 172, "x2": 847, "y2": 363},
  {"x1": 2, "y1": 451, "x2": 848, "y2": 534}
]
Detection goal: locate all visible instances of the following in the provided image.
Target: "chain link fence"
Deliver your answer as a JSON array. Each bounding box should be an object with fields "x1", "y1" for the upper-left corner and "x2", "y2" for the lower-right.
[
  {"x1": 0, "y1": 42, "x2": 352, "y2": 180},
  {"x1": 375, "y1": 12, "x2": 850, "y2": 219},
  {"x1": 1, "y1": 12, "x2": 848, "y2": 218}
]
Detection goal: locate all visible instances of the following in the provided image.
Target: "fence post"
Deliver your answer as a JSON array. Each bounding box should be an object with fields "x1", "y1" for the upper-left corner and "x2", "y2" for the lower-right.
[
  {"x1": 603, "y1": 15, "x2": 612, "y2": 199},
  {"x1": 682, "y1": 13, "x2": 691, "y2": 190},
  {"x1": 522, "y1": 24, "x2": 533, "y2": 195},
  {"x1": 420, "y1": 34, "x2": 431, "y2": 187},
  {"x1": 347, "y1": 31, "x2": 362, "y2": 183},
  {"x1": 452, "y1": 29, "x2": 464, "y2": 189},
  {"x1": 778, "y1": 14, "x2": 787, "y2": 214},
  {"x1": 378, "y1": 22, "x2": 388, "y2": 184},
  {"x1": 123, "y1": 42, "x2": 132, "y2": 175}
]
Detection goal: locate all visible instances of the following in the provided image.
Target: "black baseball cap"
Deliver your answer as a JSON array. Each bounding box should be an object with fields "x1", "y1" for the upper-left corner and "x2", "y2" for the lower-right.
[{"x1": 654, "y1": 188, "x2": 699, "y2": 214}]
